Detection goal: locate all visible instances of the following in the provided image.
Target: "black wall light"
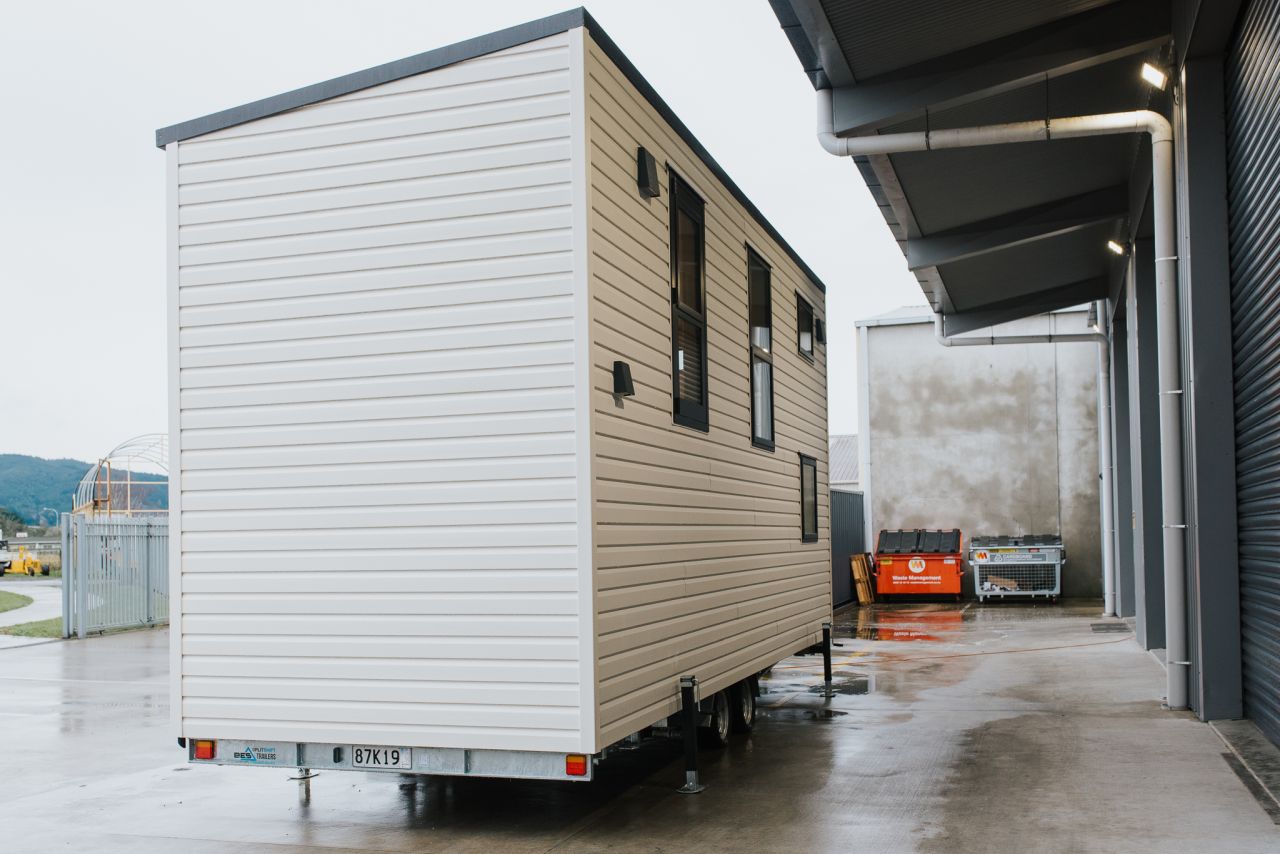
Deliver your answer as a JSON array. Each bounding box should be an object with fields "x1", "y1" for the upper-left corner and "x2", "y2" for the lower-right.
[
  {"x1": 613, "y1": 361, "x2": 635, "y2": 397},
  {"x1": 815, "y1": 317, "x2": 826, "y2": 345},
  {"x1": 636, "y1": 147, "x2": 660, "y2": 198}
]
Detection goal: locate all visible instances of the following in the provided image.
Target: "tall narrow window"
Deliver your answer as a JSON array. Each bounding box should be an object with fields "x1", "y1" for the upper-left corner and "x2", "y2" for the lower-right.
[
  {"x1": 670, "y1": 174, "x2": 708, "y2": 431},
  {"x1": 797, "y1": 294, "x2": 815, "y2": 360},
  {"x1": 799, "y1": 454, "x2": 818, "y2": 542},
  {"x1": 747, "y1": 248, "x2": 774, "y2": 449}
]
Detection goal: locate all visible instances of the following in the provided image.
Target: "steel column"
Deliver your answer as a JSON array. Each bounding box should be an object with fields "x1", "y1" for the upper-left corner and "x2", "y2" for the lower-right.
[
  {"x1": 1176, "y1": 57, "x2": 1242, "y2": 720},
  {"x1": 1111, "y1": 316, "x2": 1137, "y2": 619},
  {"x1": 1128, "y1": 241, "x2": 1166, "y2": 650}
]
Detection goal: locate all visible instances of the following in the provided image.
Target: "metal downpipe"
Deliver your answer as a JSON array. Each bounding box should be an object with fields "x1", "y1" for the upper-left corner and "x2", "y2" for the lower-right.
[
  {"x1": 1096, "y1": 320, "x2": 1117, "y2": 618},
  {"x1": 831, "y1": 91, "x2": 1182, "y2": 705},
  {"x1": 1150, "y1": 133, "x2": 1188, "y2": 709},
  {"x1": 932, "y1": 313, "x2": 1106, "y2": 348}
]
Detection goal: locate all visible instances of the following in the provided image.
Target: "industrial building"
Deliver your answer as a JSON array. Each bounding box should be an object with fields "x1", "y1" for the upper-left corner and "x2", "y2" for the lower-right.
[
  {"x1": 770, "y1": 0, "x2": 1280, "y2": 747},
  {"x1": 827, "y1": 433, "x2": 860, "y2": 492},
  {"x1": 856, "y1": 307, "x2": 1102, "y2": 599}
]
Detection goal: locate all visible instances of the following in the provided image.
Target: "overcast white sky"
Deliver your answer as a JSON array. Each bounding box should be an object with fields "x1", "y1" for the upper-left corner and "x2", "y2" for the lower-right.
[{"x1": 1, "y1": 0, "x2": 923, "y2": 462}]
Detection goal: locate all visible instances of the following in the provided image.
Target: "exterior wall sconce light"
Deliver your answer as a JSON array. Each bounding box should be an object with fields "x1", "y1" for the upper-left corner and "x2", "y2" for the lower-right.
[
  {"x1": 636, "y1": 147, "x2": 660, "y2": 198},
  {"x1": 613, "y1": 361, "x2": 635, "y2": 396},
  {"x1": 1106, "y1": 240, "x2": 1127, "y2": 256}
]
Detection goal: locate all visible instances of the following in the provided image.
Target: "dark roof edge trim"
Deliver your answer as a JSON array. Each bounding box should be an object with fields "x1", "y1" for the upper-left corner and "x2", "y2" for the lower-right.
[
  {"x1": 578, "y1": 11, "x2": 826, "y2": 293},
  {"x1": 154, "y1": 6, "x2": 827, "y2": 293},
  {"x1": 154, "y1": 8, "x2": 588, "y2": 148}
]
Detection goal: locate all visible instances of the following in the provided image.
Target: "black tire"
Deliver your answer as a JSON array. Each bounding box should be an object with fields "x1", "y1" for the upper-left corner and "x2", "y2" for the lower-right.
[
  {"x1": 41, "y1": 568, "x2": 50, "y2": 576},
  {"x1": 698, "y1": 690, "x2": 731, "y2": 748},
  {"x1": 730, "y1": 679, "x2": 757, "y2": 733}
]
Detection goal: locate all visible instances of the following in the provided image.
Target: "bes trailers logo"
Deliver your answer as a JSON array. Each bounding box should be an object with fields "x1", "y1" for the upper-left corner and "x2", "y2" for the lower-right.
[
  {"x1": 908, "y1": 558, "x2": 927, "y2": 574},
  {"x1": 233, "y1": 746, "x2": 279, "y2": 763}
]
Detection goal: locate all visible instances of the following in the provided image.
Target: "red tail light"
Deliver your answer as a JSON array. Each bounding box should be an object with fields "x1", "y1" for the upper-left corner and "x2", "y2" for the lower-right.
[
  {"x1": 194, "y1": 740, "x2": 216, "y2": 760},
  {"x1": 565, "y1": 754, "x2": 588, "y2": 777}
]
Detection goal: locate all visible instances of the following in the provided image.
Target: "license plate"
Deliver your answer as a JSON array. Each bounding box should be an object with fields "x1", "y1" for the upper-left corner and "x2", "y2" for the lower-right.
[{"x1": 352, "y1": 746, "x2": 412, "y2": 769}]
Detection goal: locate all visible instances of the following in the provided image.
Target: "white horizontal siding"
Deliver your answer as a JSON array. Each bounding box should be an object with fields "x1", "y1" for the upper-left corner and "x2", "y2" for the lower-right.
[
  {"x1": 172, "y1": 32, "x2": 590, "y2": 751},
  {"x1": 181, "y1": 570, "x2": 578, "y2": 593}
]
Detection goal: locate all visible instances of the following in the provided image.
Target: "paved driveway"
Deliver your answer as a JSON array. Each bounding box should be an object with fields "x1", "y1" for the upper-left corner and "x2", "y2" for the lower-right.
[
  {"x1": 0, "y1": 606, "x2": 1276, "y2": 853},
  {"x1": 0, "y1": 578, "x2": 62, "y2": 648}
]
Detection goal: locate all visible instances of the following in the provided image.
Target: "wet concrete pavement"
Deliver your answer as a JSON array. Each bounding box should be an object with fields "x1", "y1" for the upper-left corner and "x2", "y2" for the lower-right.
[{"x1": 1, "y1": 602, "x2": 1276, "y2": 853}]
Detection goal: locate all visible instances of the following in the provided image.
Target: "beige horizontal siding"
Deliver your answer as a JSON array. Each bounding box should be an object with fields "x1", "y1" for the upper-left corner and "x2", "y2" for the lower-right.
[{"x1": 584, "y1": 34, "x2": 830, "y2": 748}]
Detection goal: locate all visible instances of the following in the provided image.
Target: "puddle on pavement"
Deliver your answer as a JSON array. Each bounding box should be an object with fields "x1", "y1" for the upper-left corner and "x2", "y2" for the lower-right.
[
  {"x1": 761, "y1": 672, "x2": 877, "y2": 698},
  {"x1": 806, "y1": 675, "x2": 873, "y2": 696},
  {"x1": 760, "y1": 707, "x2": 849, "y2": 721}
]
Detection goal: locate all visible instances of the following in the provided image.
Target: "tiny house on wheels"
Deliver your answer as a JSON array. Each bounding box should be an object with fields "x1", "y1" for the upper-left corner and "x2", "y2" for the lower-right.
[{"x1": 157, "y1": 8, "x2": 830, "y2": 783}]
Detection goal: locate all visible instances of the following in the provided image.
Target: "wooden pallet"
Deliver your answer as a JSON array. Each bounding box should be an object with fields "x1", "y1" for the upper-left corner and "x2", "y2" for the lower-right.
[{"x1": 850, "y1": 554, "x2": 876, "y2": 605}]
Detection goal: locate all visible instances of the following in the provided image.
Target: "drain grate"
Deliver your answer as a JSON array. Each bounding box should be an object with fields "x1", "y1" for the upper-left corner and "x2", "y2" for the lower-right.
[{"x1": 1091, "y1": 622, "x2": 1131, "y2": 634}]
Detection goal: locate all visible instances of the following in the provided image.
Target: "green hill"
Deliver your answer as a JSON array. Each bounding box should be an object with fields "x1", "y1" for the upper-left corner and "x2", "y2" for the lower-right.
[{"x1": 0, "y1": 454, "x2": 167, "y2": 525}]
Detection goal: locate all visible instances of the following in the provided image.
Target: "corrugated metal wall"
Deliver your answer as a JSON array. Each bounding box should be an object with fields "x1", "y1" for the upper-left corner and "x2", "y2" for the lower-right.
[
  {"x1": 831, "y1": 490, "x2": 866, "y2": 606},
  {"x1": 1226, "y1": 0, "x2": 1280, "y2": 747}
]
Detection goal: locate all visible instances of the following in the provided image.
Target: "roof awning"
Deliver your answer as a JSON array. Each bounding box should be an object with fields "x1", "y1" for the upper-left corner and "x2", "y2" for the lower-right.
[{"x1": 771, "y1": 0, "x2": 1173, "y2": 332}]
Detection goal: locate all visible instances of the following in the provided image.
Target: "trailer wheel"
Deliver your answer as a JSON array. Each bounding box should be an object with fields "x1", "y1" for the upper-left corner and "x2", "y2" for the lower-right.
[
  {"x1": 730, "y1": 680, "x2": 756, "y2": 733},
  {"x1": 699, "y1": 690, "x2": 731, "y2": 748}
]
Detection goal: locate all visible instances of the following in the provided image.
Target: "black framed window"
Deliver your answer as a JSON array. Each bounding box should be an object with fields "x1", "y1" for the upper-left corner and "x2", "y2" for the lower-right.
[
  {"x1": 797, "y1": 294, "x2": 816, "y2": 360},
  {"x1": 670, "y1": 173, "x2": 708, "y2": 431},
  {"x1": 747, "y1": 248, "x2": 774, "y2": 449},
  {"x1": 799, "y1": 454, "x2": 818, "y2": 542}
]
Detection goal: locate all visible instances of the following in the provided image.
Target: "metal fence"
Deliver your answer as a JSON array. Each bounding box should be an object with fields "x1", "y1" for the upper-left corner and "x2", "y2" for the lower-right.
[
  {"x1": 831, "y1": 490, "x2": 867, "y2": 607},
  {"x1": 62, "y1": 513, "x2": 169, "y2": 638}
]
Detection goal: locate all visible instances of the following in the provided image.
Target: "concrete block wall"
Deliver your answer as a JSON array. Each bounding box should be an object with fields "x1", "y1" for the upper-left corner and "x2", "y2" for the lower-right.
[{"x1": 858, "y1": 310, "x2": 1102, "y2": 599}]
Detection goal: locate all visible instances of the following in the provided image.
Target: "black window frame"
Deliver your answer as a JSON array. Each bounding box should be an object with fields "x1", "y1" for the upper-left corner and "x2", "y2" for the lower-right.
[
  {"x1": 746, "y1": 245, "x2": 775, "y2": 451},
  {"x1": 796, "y1": 292, "x2": 816, "y2": 361},
  {"x1": 670, "y1": 172, "x2": 709, "y2": 432},
  {"x1": 799, "y1": 453, "x2": 818, "y2": 542}
]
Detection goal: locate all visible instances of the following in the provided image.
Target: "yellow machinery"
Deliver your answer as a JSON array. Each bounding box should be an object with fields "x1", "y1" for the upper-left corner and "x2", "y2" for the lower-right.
[{"x1": 4, "y1": 546, "x2": 46, "y2": 577}]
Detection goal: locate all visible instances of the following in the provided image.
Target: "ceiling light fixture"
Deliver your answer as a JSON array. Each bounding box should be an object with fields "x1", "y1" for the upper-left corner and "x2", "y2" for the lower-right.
[
  {"x1": 1107, "y1": 240, "x2": 1127, "y2": 256},
  {"x1": 1141, "y1": 62, "x2": 1168, "y2": 90}
]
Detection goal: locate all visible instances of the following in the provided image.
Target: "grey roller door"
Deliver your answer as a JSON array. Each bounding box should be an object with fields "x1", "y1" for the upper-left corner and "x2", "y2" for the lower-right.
[{"x1": 1226, "y1": 0, "x2": 1280, "y2": 747}]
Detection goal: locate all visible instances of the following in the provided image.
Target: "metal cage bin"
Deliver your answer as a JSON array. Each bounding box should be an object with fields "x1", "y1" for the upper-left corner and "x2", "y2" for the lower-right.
[{"x1": 969, "y1": 535, "x2": 1064, "y2": 601}]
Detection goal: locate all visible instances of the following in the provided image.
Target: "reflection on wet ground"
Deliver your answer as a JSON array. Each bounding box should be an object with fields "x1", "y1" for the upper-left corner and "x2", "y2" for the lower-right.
[
  {"x1": 852, "y1": 605, "x2": 966, "y2": 642},
  {"x1": 1, "y1": 604, "x2": 1277, "y2": 853}
]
